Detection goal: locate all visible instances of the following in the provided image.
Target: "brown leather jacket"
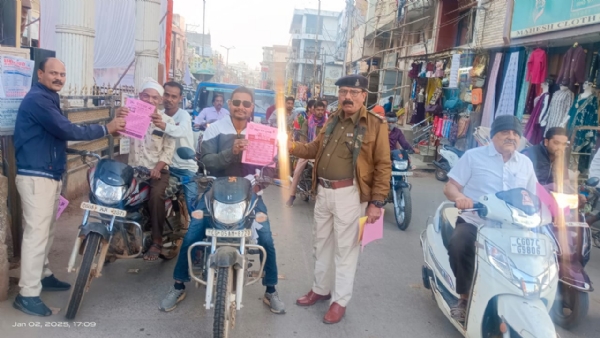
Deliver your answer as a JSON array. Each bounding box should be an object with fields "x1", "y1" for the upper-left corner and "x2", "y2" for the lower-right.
[{"x1": 291, "y1": 106, "x2": 391, "y2": 203}]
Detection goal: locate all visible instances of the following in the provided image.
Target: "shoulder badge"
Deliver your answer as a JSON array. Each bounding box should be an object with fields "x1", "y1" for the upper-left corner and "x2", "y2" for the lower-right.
[{"x1": 366, "y1": 110, "x2": 385, "y2": 122}]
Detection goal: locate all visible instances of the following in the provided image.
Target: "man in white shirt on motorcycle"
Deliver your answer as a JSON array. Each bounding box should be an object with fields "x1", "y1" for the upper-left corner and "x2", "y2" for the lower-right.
[
  {"x1": 443, "y1": 115, "x2": 538, "y2": 322},
  {"x1": 150, "y1": 81, "x2": 198, "y2": 215}
]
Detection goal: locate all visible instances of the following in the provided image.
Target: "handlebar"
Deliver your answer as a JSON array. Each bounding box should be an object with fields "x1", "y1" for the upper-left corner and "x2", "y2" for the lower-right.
[
  {"x1": 66, "y1": 148, "x2": 102, "y2": 161},
  {"x1": 454, "y1": 202, "x2": 486, "y2": 211}
]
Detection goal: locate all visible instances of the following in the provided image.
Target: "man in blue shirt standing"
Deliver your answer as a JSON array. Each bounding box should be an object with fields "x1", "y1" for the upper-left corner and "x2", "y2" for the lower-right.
[{"x1": 12, "y1": 58, "x2": 125, "y2": 316}]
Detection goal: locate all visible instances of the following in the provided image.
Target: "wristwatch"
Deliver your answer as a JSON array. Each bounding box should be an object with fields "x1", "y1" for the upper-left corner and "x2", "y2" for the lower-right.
[{"x1": 370, "y1": 200, "x2": 385, "y2": 208}]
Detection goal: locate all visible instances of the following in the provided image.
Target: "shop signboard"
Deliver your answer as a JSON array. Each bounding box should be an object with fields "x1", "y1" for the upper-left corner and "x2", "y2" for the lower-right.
[
  {"x1": 190, "y1": 56, "x2": 215, "y2": 75},
  {"x1": 323, "y1": 65, "x2": 343, "y2": 96},
  {"x1": 512, "y1": 0, "x2": 600, "y2": 38}
]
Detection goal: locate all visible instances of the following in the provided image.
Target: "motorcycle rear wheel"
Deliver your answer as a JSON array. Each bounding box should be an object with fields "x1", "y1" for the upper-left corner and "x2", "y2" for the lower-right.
[
  {"x1": 65, "y1": 232, "x2": 102, "y2": 320},
  {"x1": 551, "y1": 285, "x2": 589, "y2": 329},
  {"x1": 213, "y1": 266, "x2": 234, "y2": 338},
  {"x1": 394, "y1": 187, "x2": 412, "y2": 230}
]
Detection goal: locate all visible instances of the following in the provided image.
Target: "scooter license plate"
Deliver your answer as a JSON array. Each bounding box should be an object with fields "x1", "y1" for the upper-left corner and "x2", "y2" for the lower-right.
[
  {"x1": 206, "y1": 229, "x2": 251, "y2": 238},
  {"x1": 392, "y1": 172, "x2": 413, "y2": 176},
  {"x1": 510, "y1": 237, "x2": 546, "y2": 256},
  {"x1": 80, "y1": 202, "x2": 127, "y2": 217}
]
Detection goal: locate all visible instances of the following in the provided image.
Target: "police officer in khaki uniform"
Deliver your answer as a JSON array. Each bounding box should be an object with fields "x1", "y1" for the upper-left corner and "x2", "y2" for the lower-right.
[{"x1": 289, "y1": 75, "x2": 391, "y2": 324}]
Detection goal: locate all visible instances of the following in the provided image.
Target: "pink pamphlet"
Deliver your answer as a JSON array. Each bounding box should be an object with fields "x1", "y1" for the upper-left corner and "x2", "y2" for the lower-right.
[
  {"x1": 360, "y1": 209, "x2": 384, "y2": 252},
  {"x1": 120, "y1": 98, "x2": 156, "y2": 140},
  {"x1": 242, "y1": 123, "x2": 278, "y2": 168},
  {"x1": 56, "y1": 196, "x2": 69, "y2": 220}
]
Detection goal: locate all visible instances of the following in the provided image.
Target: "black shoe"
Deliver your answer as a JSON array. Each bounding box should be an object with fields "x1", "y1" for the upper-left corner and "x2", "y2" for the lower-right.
[
  {"x1": 41, "y1": 275, "x2": 71, "y2": 291},
  {"x1": 13, "y1": 295, "x2": 52, "y2": 317}
]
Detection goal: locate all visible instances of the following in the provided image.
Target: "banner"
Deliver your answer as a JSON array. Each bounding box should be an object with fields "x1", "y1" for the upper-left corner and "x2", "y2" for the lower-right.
[
  {"x1": 190, "y1": 56, "x2": 215, "y2": 75},
  {"x1": 323, "y1": 65, "x2": 343, "y2": 96},
  {"x1": 512, "y1": 0, "x2": 600, "y2": 38}
]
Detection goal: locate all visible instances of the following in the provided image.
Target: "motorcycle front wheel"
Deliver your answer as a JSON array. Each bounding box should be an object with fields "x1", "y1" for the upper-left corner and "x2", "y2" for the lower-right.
[
  {"x1": 213, "y1": 266, "x2": 234, "y2": 338},
  {"x1": 65, "y1": 232, "x2": 102, "y2": 320},
  {"x1": 551, "y1": 285, "x2": 589, "y2": 329},
  {"x1": 435, "y1": 168, "x2": 448, "y2": 182},
  {"x1": 394, "y1": 187, "x2": 412, "y2": 230}
]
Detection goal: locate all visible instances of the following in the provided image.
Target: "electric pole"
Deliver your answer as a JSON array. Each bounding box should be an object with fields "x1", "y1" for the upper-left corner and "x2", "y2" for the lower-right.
[
  {"x1": 202, "y1": 0, "x2": 206, "y2": 58},
  {"x1": 312, "y1": 0, "x2": 321, "y2": 96},
  {"x1": 342, "y1": 0, "x2": 352, "y2": 76},
  {"x1": 221, "y1": 45, "x2": 235, "y2": 67}
]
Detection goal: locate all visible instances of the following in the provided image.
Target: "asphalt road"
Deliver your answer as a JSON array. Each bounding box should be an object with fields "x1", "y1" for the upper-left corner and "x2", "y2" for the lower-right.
[{"x1": 1, "y1": 173, "x2": 600, "y2": 338}]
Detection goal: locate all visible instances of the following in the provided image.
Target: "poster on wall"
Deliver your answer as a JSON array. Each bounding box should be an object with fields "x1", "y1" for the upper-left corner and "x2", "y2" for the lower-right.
[
  {"x1": 0, "y1": 55, "x2": 35, "y2": 135},
  {"x1": 296, "y1": 85, "x2": 308, "y2": 101},
  {"x1": 512, "y1": 0, "x2": 600, "y2": 38},
  {"x1": 323, "y1": 65, "x2": 343, "y2": 96}
]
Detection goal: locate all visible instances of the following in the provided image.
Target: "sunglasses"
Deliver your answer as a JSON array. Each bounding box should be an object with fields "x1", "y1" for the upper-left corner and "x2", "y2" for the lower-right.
[{"x1": 230, "y1": 99, "x2": 252, "y2": 108}]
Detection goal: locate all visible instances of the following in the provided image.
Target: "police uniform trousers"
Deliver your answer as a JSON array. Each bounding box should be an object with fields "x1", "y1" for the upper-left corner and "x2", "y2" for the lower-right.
[{"x1": 311, "y1": 181, "x2": 367, "y2": 307}]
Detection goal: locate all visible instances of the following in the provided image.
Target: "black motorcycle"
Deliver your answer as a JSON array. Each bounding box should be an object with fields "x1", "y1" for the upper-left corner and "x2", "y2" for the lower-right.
[
  {"x1": 64, "y1": 148, "x2": 191, "y2": 319},
  {"x1": 187, "y1": 155, "x2": 276, "y2": 338},
  {"x1": 387, "y1": 149, "x2": 412, "y2": 230}
]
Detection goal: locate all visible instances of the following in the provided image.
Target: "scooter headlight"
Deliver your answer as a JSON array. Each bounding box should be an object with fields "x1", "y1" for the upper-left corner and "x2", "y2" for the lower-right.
[
  {"x1": 393, "y1": 160, "x2": 408, "y2": 170},
  {"x1": 213, "y1": 201, "x2": 247, "y2": 225},
  {"x1": 94, "y1": 180, "x2": 126, "y2": 205},
  {"x1": 485, "y1": 241, "x2": 515, "y2": 281}
]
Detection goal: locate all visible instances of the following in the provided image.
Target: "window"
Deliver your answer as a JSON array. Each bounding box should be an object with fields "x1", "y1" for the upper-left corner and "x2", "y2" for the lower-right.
[{"x1": 456, "y1": 9, "x2": 476, "y2": 47}]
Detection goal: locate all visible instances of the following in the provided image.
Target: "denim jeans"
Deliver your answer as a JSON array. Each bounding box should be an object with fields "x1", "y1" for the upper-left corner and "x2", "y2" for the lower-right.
[
  {"x1": 169, "y1": 167, "x2": 198, "y2": 216},
  {"x1": 172, "y1": 193, "x2": 278, "y2": 287}
]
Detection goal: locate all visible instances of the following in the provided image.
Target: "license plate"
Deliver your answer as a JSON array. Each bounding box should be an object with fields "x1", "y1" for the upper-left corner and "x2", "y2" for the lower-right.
[
  {"x1": 80, "y1": 202, "x2": 127, "y2": 217},
  {"x1": 510, "y1": 237, "x2": 546, "y2": 256},
  {"x1": 392, "y1": 172, "x2": 413, "y2": 176},
  {"x1": 565, "y1": 222, "x2": 589, "y2": 228},
  {"x1": 206, "y1": 229, "x2": 251, "y2": 238}
]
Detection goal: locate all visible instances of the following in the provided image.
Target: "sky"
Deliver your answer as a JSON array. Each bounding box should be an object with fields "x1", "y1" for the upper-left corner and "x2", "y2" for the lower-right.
[{"x1": 174, "y1": 0, "x2": 345, "y2": 69}]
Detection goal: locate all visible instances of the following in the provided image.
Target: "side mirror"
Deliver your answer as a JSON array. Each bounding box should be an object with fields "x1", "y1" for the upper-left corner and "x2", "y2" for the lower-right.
[
  {"x1": 177, "y1": 147, "x2": 196, "y2": 160},
  {"x1": 586, "y1": 177, "x2": 600, "y2": 187}
]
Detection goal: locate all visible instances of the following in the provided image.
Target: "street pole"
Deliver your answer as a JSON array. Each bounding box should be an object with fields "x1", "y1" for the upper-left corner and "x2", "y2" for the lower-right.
[
  {"x1": 342, "y1": 0, "x2": 352, "y2": 76},
  {"x1": 202, "y1": 0, "x2": 206, "y2": 58},
  {"x1": 312, "y1": 0, "x2": 321, "y2": 96}
]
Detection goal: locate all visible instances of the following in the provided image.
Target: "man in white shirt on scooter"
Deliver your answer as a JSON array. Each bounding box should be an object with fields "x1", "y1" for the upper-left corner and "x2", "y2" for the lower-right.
[{"x1": 443, "y1": 115, "x2": 538, "y2": 322}]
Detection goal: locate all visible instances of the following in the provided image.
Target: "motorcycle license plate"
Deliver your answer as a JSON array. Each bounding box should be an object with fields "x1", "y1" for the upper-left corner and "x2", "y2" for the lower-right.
[
  {"x1": 392, "y1": 172, "x2": 413, "y2": 176},
  {"x1": 206, "y1": 229, "x2": 251, "y2": 238},
  {"x1": 80, "y1": 202, "x2": 127, "y2": 217},
  {"x1": 510, "y1": 237, "x2": 546, "y2": 256},
  {"x1": 565, "y1": 222, "x2": 589, "y2": 228}
]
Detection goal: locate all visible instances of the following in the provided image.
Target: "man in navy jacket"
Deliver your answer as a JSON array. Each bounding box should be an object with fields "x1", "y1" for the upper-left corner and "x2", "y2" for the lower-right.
[{"x1": 12, "y1": 58, "x2": 125, "y2": 316}]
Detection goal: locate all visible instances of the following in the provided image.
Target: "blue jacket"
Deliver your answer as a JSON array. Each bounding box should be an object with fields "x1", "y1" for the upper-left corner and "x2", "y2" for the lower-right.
[{"x1": 14, "y1": 83, "x2": 107, "y2": 181}]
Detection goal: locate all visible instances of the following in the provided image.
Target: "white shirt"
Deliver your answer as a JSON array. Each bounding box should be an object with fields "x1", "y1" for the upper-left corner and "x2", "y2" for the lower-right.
[
  {"x1": 163, "y1": 108, "x2": 199, "y2": 172},
  {"x1": 448, "y1": 144, "x2": 538, "y2": 224},
  {"x1": 194, "y1": 106, "x2": 230, "y2": 125}
]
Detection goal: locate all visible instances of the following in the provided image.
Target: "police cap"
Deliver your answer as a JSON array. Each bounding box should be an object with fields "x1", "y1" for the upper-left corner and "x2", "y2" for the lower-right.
[{"x1": 335, "y1": 75, "x2": 368, "y2": 90}]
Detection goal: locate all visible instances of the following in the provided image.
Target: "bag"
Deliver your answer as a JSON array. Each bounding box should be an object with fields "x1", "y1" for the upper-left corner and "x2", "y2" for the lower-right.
[
  {"x1": 471, "y1": 88, "x2": 483, "y2": 105},
  {"x1": 472, "y1": 77, "x2": 485, "y2": 88},
  {"x1": 463, "y1": 91, "x2": 472, "y2": 103},
  {"x1": 443, "y1": 88, "x2": 461, "y2": 110}
]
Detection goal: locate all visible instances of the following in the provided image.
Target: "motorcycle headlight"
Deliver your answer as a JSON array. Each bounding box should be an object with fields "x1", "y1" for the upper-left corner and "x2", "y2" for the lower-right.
[
  {"x1": 213, "y1": 201, "x2": 247, "y2": 225},
  {"x1": 393, "y1": 160, "x2": 408, "y2": 170},
  {"x1": 94, "y1": 180, "x2": 126, "y2": 205}
]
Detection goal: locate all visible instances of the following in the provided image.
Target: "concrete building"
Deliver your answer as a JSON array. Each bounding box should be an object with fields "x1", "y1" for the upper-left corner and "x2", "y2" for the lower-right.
[
  {"x1": 187, "y1": 32, "x2": 214, "y2": 81},
  {"x1": 170, "y1": 14, "x2": 187, "y2": 81},
  {"x1": 261, "y1": 45, "x2": 288, "y2": 90},
  {"x1": 287, "y1": 8, "x2": 341, "y2": 96}
]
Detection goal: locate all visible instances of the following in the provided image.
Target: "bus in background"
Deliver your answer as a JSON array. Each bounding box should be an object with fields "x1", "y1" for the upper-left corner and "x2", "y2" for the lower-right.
[{"x1": 190, "y1": 82, "x2": 275, "y2": 123}]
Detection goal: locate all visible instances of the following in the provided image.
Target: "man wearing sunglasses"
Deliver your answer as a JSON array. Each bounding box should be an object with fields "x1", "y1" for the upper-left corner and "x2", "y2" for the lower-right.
[
  {"x1": 159, "y1": 86, "x2": 286, "y2": 315},
  {"x1": 289, "y1": 75, "x2": 391, "y2": 324}
]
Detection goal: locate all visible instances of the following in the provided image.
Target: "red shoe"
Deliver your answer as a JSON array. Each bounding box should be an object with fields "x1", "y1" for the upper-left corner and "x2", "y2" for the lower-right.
[
  {"x1": 323, "y1": 302, "x2": 345, "y2": 324},
  {"x1": 296, "y1": 290, "x2": 331, "y2": 307}
]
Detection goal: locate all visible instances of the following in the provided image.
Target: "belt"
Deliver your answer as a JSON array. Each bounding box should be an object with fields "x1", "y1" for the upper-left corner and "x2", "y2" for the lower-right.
[{"x1": 318, "y1": 178, "x2": 354, "y2": 189}]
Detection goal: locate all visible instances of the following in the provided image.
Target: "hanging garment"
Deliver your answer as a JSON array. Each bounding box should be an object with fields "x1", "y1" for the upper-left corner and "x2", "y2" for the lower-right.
[
  {"x1": 409, "y1": 63, "x2": 420, "y2": 79},
  {"x1": 435, "y1": 60, "x2": 445, "y2": 77},
  {"x1": 526, "y1": 48, "x2": 547, "y2": 85},
  {"x1": 496, "y1": 51, "x2": 521, "y2": 117},
  {"x1": 410, "y1": 101, "x2": 426, "y2": 124},
  {"x1": 589, "y1": 52, "x2": 600, "y2": 88},
  {"x1": 557, "y1": 46, "x2": 587, "y2": 87},
  {"x1": 481, "y1": 53, "x2": 503, "y2": 128},
  {"x1": 567, "y1": 94, "x2": 599, "y2": 148},
  {"x1": 426, "y1": 62, "x2": 435, "y2": 77},
  {"x1": 542, "y1": 89, "x2": 574, "y2": 130},
  {"x1": 426, "y1": 78, "x2": 442, "y2": 104},
  {"x1": 524, "y1": 92, "x2": 549, "y2": 145},
  {"x1": 516, "y1": 50, "x2": 532, "y2": 120}
]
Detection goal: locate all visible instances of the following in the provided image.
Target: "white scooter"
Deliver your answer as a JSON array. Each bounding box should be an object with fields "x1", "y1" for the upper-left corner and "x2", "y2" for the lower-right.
[
  {"x1": 433, "y1": 144, "x2": 464, "y2": 182},
  {"x1": 420, "y1": 188, "x2": 559, "y2": 337}
]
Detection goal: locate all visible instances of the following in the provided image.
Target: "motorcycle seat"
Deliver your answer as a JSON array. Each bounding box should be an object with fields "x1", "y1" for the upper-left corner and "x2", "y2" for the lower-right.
[
  {"x1": 441, "y1": 207, "x2": 459, "y2": 250},
  {"x1": 447, "y1": 146, "x2": 464, "y2": 157}
]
